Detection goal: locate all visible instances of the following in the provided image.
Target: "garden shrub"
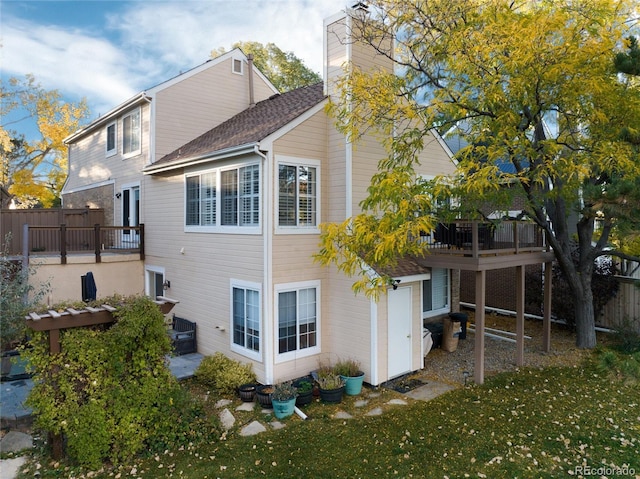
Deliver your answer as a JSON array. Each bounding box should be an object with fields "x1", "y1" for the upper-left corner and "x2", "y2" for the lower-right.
[
  {"x1": 23, "y1": 295, "x2": 214, "y2": 469},
  {"x1": 195, "y1": 352, "x2": 256, "y2": 395}
]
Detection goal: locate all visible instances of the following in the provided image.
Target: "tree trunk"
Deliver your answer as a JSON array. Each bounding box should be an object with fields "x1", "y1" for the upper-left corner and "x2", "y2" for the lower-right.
[{"x1": 573, "y1": 273, "x2": 597, "y2": 349}]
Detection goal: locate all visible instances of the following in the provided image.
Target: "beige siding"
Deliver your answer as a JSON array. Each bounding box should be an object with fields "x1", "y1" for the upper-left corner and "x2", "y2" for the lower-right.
[
  {"x1": 30, "y1": 257, "x2": 144, "y2": 305},
  {"x1": 323, "y1": 264, "x2": 372, "y2": 379},
  {"x1": 64, "y1": 102, "x2": 151, "y2": 228},
  {"x1": 269, "y1": 111, "x2": 330, "y2": 381},
  {"x1": 143, "y1": 154, "x2": 267, "y2": 379},
  {"x1": 153, "y1": 57, "x2": 275, "y2": 159}
]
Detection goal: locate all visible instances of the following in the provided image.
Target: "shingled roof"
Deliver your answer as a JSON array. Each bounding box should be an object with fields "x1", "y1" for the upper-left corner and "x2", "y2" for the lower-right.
[{"x1": 149, "y1": 82, "x2": 326, "y2": 170}]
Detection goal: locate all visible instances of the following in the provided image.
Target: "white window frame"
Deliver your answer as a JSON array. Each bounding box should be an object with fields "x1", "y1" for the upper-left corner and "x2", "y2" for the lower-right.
[
  {"x1": 230, "y1": 280, "x2": 262, "y2": 361},
  {"x1": 276, "y1": 156, "x2": 320, "y2": 234},
  {"x1": 422, "y1": 268, "x2": 450, "y2": 319},
  {"x1": 275, "y1": 280, "x2": 321, "y2": 363},
  {"x1": 122, "y1": 107, "x2": 141, "y2": 158},
  {"x1": 145, "y1": 265, "x2": 165, "y2": 299},
  {"x1": 184, "y1": 162, "x2": 261, "y2": 234},
  {"x1": 232, "y1": 58, "x2": 243, "y2": 75},
  {"x1": 106, "y1": 121, "x2": 117, "y2": 157}
]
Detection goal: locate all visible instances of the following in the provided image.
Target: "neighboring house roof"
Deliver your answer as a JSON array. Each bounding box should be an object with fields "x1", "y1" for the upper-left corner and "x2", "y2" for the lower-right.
[{"x1": 144, "y1": 82, "x2": 326, "y2": 173}]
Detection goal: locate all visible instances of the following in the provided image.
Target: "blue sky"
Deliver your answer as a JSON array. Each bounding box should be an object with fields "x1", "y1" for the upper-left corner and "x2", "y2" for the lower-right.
[{"x1": 2, "y1": 0, "x2": 348, "y2": 125}]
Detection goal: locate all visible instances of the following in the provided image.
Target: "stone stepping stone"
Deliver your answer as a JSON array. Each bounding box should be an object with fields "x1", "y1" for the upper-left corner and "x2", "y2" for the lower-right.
[
  {"x1": 365, "y1": 407, "x2": 383, "y2": 416},
  {"x1": 0, "y1": 431, "x2": 33, "y2": 453},
  {"x1": 354, "y1": 399, "x2": 369, "y2": 408},
  {"x1": 235, "y1": 401, "x2": 255, "y2": 412},
  {"x1": 386, "y1": 399, "x2": 408, "y2": 406},
  {"x1": 269, "y1": 421, "x2": 285, "y2": 430},
  {"x1": 240, "y1": 421, "x2": 267, "y2": 436},
  {"x1": 334, "y1": 411, "x2": 353, "y2": 419},
  {"x1": 219, "y1": 408, "x2": 235, "y2": 431},
  {"x1": 367, "y1": 392, "x2": 381, "y2": 399},
  {"x1": 215, "y1": 399, "x2": 233, "y2": 408}
]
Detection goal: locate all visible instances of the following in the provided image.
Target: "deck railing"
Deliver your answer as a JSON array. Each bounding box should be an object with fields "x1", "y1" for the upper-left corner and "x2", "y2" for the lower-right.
[
  {"x1": 419, "y1": 220, "x2": 546, "y2": 258},
  {"x1": 24, "y1": 223, "x2": 145, "y2": 264}
]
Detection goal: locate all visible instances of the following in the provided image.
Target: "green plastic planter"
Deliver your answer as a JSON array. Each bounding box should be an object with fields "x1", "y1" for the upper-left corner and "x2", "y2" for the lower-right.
[
  {"x1": 340, "y1": 372, "x2": 365, "y2": 395},
  {"x1": 271, "y1": 397, "x2": 296, "y2": 419}
]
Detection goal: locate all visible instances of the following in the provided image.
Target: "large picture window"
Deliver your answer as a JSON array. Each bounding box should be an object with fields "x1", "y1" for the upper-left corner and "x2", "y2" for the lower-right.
[
  {"x1": 185, "y1": 163, "x2": 260, "y2": 230},
  {"x1": 122, "y1": 109, "x2": 141, "y2": 156},
  {"x1": 278, "y1": 161, "x2": 318, "y2": 228},
  {"x1": 276, "y1": 282, "x2": 320, "y2": 361}
]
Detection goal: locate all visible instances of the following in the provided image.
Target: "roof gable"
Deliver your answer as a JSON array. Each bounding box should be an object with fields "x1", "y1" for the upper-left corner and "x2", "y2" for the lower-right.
[
  {"x1": 147, "y1": 82, "x2": 326, "y2": 171},
  {"x1": 65, "y1": 49, "x2": 278, "y2": 144}
]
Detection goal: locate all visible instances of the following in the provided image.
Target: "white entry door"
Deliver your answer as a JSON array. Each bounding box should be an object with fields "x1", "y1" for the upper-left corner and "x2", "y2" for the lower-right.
[
  {"x1": 387, "y1": 286, "x2": 413, "y2": 378},
  {"x1": 122, "y1": 185, "x2": 140, "y2": 244}
]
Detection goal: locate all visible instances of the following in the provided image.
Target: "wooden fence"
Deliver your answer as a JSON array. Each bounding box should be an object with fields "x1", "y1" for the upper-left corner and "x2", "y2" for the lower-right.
[
  {"x1": 598, "y1": 276, "x2": 640, "y2": 332},
  {"x1": 1, "y1": 208, "x2": 104, "y2": 254}
]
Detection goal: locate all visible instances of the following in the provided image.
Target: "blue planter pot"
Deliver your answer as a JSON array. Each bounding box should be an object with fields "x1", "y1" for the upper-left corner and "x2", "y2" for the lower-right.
[
  {"x1": 271, "y1": 397, "x2": 296, "y2": 419},
  {"x1": 340, "y1": 373, "x2": 365, "y2": 396}
]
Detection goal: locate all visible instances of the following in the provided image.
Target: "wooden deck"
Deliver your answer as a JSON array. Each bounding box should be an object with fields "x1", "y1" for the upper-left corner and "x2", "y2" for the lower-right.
[
  {"x1": 418, "y1": 221, "x2": 555, "y2": 270},
  {"x1": 418, "y1": 221, "x2": 555, "y2": 385}
]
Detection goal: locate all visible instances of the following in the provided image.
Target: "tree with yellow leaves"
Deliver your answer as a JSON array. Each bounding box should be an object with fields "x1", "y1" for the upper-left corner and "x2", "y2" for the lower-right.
[
  {"x1": 1, "y1": 75, "x2": 88, "y2": 207},
  {"x1": 317, "y1": 0, "x2": 640, "y2": 348}
]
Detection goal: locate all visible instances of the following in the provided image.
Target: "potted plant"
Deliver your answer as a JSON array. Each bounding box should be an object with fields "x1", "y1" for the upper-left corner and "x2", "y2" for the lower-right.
[
  {"x1": 238, "y1": 383, "x2": 257, "y2": 402},
  {"x1": 255, "y1": 384, "x2": 274, "y2": 408},
  {"x1": 317, "y1": 375, "x2": 345, "y2": 403},
  {"x1": 270, "y1": 381, "x2": 298, "y2": 419},
  {"x1": 293, "y1": 377, "x2": 314, "y2": 406},
  {"x1": 334, "y1": 358, "x2": 365, "y2": 396}
]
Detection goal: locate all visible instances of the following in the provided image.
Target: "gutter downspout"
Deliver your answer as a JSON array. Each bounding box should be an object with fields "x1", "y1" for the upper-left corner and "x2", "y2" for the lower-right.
[{"x1": 254, "y1": 144, "x2": 272, "y2": 384}]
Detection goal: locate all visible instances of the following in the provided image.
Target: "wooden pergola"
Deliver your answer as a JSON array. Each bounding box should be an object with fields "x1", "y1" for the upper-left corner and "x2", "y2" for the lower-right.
[
  {"x1": 25, "y1": 297, "x2": 178, "y2": 354},
  {"x1": 24, "y1": 296, "x2": 178, "y2": 459},
  {"x1": 418, "y1": 221, "x2": 555, "y2": 384}
]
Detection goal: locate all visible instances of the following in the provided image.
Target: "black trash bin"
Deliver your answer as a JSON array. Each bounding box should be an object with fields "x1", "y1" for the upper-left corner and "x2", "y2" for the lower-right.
[
  {"x1": 423, "y1": 321, "x2": 443, "y2": 349},
  {"x1": 449, "y1": 312, "x2": 469, "y2": 340}
]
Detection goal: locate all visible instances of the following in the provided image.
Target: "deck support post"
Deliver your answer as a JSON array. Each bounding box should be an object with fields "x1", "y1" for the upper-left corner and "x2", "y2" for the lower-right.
[
  {"x1": 474, "y1": 270, "x2": 486, "y2": 384},
  {"x1": 516, "y1": 265, "x2": 525, "y2": 367},
  {"x1": 543, "y1": 261, "x2": 553, "y2": 352}
]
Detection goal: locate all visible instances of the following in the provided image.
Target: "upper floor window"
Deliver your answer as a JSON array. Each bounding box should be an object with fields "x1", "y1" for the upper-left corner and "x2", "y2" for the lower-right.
[
  {"x1": 233, "y1": 58, "x2": 243, "y2": 74},
  {"x1": 106, "y1": 122, "x2": 116, "y2": 156},
  {"x1": 122, "y1": 108, "x2": 141, "y2": 157},
  {"x1": 185, "y1": 163, "x2": 260, "y2": 231},
  {"x1": 278, "y1": 159, "x2": 318, "y2": 229}
]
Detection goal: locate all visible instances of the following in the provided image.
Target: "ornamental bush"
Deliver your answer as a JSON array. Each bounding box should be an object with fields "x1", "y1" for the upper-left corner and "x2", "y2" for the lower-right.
[
  {"x1": 195, "y1": 352, "x2": 256, "y2": 395},
  {"x1": 23, "y1": 296, "x2": 215, "y2": 469}
]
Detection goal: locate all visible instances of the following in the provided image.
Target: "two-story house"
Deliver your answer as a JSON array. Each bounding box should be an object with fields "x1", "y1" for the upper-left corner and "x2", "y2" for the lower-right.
[
  {"x1": 62, "y1": 7, "x2": 461, "y2": 386},
  {"x1": 62, "y1": 49, "x2": 278, "y2": 231}
]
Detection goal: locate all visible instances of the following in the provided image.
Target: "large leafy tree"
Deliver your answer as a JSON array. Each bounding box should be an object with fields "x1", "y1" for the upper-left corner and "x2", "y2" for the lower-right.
[
  {"x1": 1, "y1": 75, "x2": 88, "y2": 207},
  {"x1": 212, "y1": 41, "x2": 321, "y2": 92},
  {"x1": 318, "y1": 0, "x2": 640, "y2": 348}
]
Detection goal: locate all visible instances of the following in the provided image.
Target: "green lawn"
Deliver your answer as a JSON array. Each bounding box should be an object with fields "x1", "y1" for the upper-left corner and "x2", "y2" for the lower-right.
[{"x1": 21, "y1": 357, "x2": 639, "y2": 479}]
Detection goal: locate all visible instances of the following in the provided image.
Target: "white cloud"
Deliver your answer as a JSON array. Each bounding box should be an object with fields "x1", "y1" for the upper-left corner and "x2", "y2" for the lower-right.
[
  {"x1": 2, "y1": 18, "x2": 137, "y2": 115},
  {"x1": 2, "y1": 0, "x2": 349, "y2": 118}
]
